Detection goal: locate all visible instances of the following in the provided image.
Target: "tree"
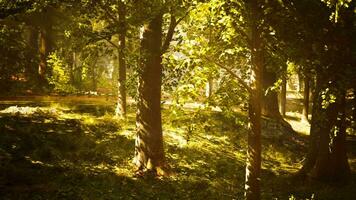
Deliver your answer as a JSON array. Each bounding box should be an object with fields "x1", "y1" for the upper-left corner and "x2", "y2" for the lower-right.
[
  {"x1": 133, "y1": 1, "x2": 188, "y2": 175},
  {"x1": 244, "y1": 0, "x2": 263, "y2": 199},
  {"x1": 134, "y1": 13, "x2": 167, "y2": 175},
  {"x1": 271, "y1": 0, "x2": 356, "y2": 182},
  {"x1": 115, "y1": 2, "x2": 127, "y2": 117}
]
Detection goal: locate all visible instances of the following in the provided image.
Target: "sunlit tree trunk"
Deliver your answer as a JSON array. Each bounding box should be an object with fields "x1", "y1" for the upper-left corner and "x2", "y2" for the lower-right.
[
  {"x1": 302, "y1": 75, "x2": 310, "y2": 121},
  {"x1": 245, "y1": 0, "x2": 262, "y2": 199},
  {"x1": 115, "y1": 3, "x2": 127, "y2": 117},
  {"x1": 134, "y1": 14, "x2": 167, "y2": 176}
]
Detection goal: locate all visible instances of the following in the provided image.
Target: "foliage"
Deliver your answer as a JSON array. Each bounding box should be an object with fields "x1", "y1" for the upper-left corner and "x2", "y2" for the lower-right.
[{"x1": 47, "y1": 52, "x2": 76, "y2": 94}]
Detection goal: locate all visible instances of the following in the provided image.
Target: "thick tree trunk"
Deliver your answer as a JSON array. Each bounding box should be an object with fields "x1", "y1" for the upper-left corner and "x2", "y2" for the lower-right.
[
  {"x1": 279, "y1": 76, "x2": 287, "y2": 117},
  {"x1": 302, "y1": 76, "x2": 310, "y2": 121},
  {"x1": 134, "y1": 14, "x2": 167, "y2": 176},
  {"x1": 245, "y1": 0, "x2": 262, "y2": 199},
  {"x1": 261, "y1": 67, "x2": 282, "y2": 119},
  {"x1": 298, "y1": 73, "x2": 350, "y2": 182},
  {"x1": 297, "y1": 73, "x2": 322, "y2": 177},
  {"x1": 312, "y1": 89, "x2": 351, "y2": 181},
  {"x1": 115, "y1": 4, "x2": 127, "y2": 117},
  {"x1": 329, "y1": 91, "x2": 351, "y2": 181}
]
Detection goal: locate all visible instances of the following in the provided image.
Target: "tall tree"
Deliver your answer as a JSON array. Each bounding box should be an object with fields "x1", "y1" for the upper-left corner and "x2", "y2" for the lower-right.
[
  {"x1": 115, "y1": 2, "x2": 127, "y2": 117},
  {"x1": 134, "y1": 13, "x2": 167, "y2": 175},
  {"x1": 244, "y1": 0, "x2": 263, "y2": 199}
]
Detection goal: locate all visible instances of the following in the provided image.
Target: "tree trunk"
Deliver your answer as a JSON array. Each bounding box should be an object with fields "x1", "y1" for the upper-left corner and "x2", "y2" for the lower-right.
[
  {"x1": 353, "y1": 87, "x2": 356, "y2": 129},
  {"x1": 298, "y1": 72, "x2": 351, "y2": 182},
  {"x1": 329, "y1": 91, "x2": 351, "y2": 181},
  {"x1": 297, "y1": 72, "x2": 303, "y2": 93},
  {"x1": 261, "y1": 67, "x2": 281, "y2": 119},
  {"x1": 297, "y1": 72, "x2": 322, "y2": 177},
  {"x1": 115, "y1": 4, "x2": 127, "y2": 117},
  {"x1": 302, "y1": 76, "x2": 310, "y2": 121},
  {"x1": 205, "y1": 78, "x2": 213, "y2": 98},
  {"x1": 25, "y1": 26, "x2": 39, "y2": 84},
  {"x1": 279, "y1": 76, "x2": 287, "y2": 117},
  {"x1": 245, "y1": 0, "x2": 262, "y2": 199},
  {"x1": 312, "y1": 89, "x2": 351, "y2": 181},
  {"x1": 134, "y1": 14, "x2": 167, "y2": 176},
  {"x1": 38, "y1": 29, "x2": 48, "y2": 85}
]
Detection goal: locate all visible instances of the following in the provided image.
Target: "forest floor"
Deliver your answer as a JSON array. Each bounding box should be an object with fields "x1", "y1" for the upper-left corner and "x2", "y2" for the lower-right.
[{"x1": 0, "y1": 96, "x2": 355, "y2": 200}]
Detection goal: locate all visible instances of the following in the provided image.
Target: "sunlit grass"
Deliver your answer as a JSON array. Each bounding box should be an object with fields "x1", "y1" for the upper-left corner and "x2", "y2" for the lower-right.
[{"x1": 0, "y1": 100, "x2": 355, "y2": 200}]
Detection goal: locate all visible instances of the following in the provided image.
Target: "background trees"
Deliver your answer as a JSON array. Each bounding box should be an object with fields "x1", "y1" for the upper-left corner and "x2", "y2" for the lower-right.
[{"x1": 0, "y1": 0, "x2": 355, "y2": 199}]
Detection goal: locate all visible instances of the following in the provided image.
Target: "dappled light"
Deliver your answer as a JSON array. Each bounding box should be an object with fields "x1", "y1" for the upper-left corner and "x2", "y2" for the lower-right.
[{"x1": 1, "y1": 0, "x2": 355, "y2": 199}]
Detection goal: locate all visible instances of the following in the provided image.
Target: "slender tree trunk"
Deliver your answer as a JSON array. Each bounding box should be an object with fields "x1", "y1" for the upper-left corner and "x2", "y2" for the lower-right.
[
  {"x1": 245, "y1": 0, "x2": 262, "y2": 199},
  {"x1": 302, "y1": 76, "x2": 310, "y2": 121},
  {"x1": 134, "y1": 14, "x2": 167, "y2": 176},
  {"x1": 38, "y1": 29, "x2": 48, "y2": 85},
  {"x1": 205, "y1": 78, "x2": 213, "y2": 97},
  {"x1": 297, "y1": 72, "x2": 303, "y2": 93},
  {"x1": 353, "y1": 87, "x2": 356, "y2": 129},
  {"x1": 115, "y1": 4, "x2": 127, "y2": 117},
  {"x1": 25, "y1": 27, "x2": 39, "y2": 84},
  {"x1": 279, "y1": 76, "x2": 287, "y2": 117}
]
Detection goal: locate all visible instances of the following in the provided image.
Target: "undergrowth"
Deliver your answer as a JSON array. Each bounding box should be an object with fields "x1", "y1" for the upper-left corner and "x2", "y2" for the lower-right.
[{"x1": 0, "y1": 101, "x2": 355, "y2": 199}]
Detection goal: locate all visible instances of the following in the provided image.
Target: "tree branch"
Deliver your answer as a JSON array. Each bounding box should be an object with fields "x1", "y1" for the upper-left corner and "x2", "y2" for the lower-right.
[
  {"x1": 204, "y1": 56, "x2": 253, "y2": 94},
  {"x1": 97, "y1": 1, "x2": 120, "y2": 25},
  {"x1": 161, "y1": 9, "x2": 192, "y2": 54},
  {"x1": 161, "y1": 14, "x2": 177, "y2": 53}
]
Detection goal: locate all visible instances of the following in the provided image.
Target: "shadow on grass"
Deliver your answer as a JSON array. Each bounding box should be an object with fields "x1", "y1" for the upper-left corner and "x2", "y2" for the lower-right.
[{"x1": 0, "y1": 102, "x2": 355, "y2": 200}]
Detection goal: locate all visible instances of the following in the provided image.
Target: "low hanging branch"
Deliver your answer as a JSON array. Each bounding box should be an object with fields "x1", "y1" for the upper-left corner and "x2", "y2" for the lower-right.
[{"x1": 204, "y1": 56, "x2": 253, "y2": 94}]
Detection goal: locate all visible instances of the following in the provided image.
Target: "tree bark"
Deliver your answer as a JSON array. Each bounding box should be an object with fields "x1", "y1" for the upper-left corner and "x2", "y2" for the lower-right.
[
  {"x1": 298, "y1": 73, "x2": 351, "y2": 182},
  {"x1": 302, "y1": 76, "x2": 310, "y2": 121},
  {"x1": 38, "y1": 29, "x2": 48, "y2": 85},
  {"x1": 312, "y1": 89, "x2": 351, "y2": 181},
  {"x1": 25, "y1": 26, "x2": 39, "y2": 84},
  {"x1": 279, "y1": 76, "x2": 287, "y2": 117},
  {"x1": 297, "y1": 72, "x2": 322, "y2": 177},
  {"x1": 245, "y1": 0, "x2": 262, "y2": 199},
  {"x1": 261, "y1": 67, "x2": 282, "y2": 119},
  {"x1": 329, "y1": 91, "x2": 351, "y2": 181},
  {"x1": 205, "y1": 78, "x2": 213, "y2": 98},
  {"x1": 115, "y1": 3, "x2": 127, "y2": 117},
  {"x1": 134, "y1": 14, "x2": 167, "y2": 176}
]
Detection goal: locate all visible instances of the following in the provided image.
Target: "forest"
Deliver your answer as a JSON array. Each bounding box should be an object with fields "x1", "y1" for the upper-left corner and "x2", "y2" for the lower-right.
[{"x1": 0, "y1": 0, "x2": 355, "y2": 199}]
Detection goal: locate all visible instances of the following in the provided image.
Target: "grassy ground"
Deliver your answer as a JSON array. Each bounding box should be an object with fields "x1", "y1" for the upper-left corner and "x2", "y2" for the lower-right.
[{"x1": 0, "y1": 97, "x2": 355, "y2": 200}]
